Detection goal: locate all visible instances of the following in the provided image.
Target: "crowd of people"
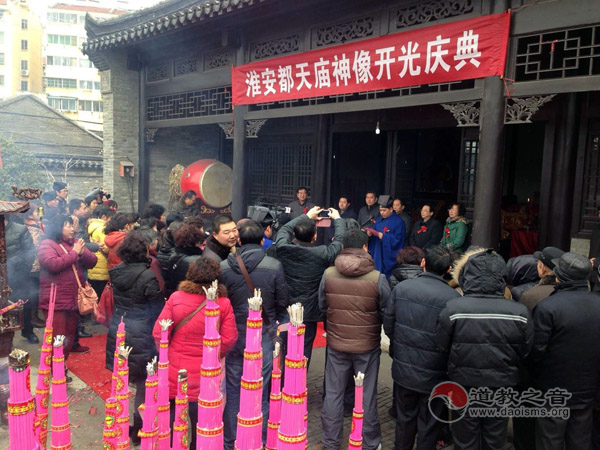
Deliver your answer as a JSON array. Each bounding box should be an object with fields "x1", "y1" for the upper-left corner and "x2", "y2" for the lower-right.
[{"x1": 5, "y1": 182, "x2": 600, "y2": 450}]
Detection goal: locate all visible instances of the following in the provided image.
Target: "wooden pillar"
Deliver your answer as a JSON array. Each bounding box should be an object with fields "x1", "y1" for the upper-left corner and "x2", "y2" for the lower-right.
[
  {"x1": 232, "y1": 105, "x2": 248, "y2": 221},
  {"x1": 471, "y1": 75, "x2": 505, "y2": 248},
  {"x1": 313, "y1": 115, "x2": 331, "y2": 206},
  {"x1": 138, "y1": 67, "x2": 150, "y2": 212},
  {"x1": 548, "y1": 93, "x2": 579, "y2": 249}
]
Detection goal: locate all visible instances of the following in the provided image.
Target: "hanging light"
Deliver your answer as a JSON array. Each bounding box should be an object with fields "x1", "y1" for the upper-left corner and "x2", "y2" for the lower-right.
[{"x1": 375, "y1": 121, "x2": 380, "y2": 135}]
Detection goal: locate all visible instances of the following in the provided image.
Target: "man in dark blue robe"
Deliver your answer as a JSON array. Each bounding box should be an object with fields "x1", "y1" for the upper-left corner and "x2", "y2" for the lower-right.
[{"x1": 367, "y1": 196, "x2": 405, "y2": 277}]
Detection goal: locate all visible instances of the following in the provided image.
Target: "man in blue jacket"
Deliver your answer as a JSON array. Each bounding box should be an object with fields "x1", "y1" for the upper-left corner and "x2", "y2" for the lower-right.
[{"x1": 366, "y1": 196, "x2": 405, "y2": 278}]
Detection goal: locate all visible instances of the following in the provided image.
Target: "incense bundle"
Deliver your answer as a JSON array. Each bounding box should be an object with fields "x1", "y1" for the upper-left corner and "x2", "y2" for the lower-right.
[
  {"x1": 265, "y1": 341, "x2": 282, "y2": 450},
  {"x1": 157, "y1": 319, "x2": 173, "y2": 449},
  {"x1": 7, "y1": 349, "x2": 36, "y2": 450},
  {"x1": 50, "y1": 335, "x2": 71, "y2": 449},
  {"x1": 348, "y1": 372, "x2": 365, "y2": 449},
  {"x1": 278, "y1": 303, "x2": 308, "y2": 449},
  {"x1": 102, "y1": 397, "x2": 119, "y2": 449},
  {"x1": 114, "y1": 345, "x2": 132, "y2": 450},
  {"x1": 0, "y1": 299, "x2": 26, "y2": 316},
  {"x1": 34, "y1": 283, "x2": 56, "y2": 448},
  {"x1": 110, "y1": 317, "x2": 126, "y2": 398},
  {"x1": 171, "y1": 369, "x2": 189, "y2": 450},
  {"x1": 235, "y1": 291, "x2": 264, "y2": 450},
  {"x1": 196, "y1": 280, "x2": 224, "y2": 450},
  {"x1": 138, "y1": 358, "x2": 159, "y2": 450}
]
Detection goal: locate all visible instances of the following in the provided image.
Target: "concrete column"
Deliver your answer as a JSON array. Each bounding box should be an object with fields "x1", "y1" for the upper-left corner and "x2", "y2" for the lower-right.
[
  {"x1": 100, "y1": 50, "x2": 140, "y2": 213},
  {"x1": 231, "y1": 105, "x2": 248, "y2": 221},
  {"x1": 471, "y1": 75, "x2": 505, "y2": 248}
]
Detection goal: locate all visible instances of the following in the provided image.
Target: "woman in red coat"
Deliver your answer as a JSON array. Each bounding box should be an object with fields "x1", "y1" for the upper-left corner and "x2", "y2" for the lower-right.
[
  {"x1": 38, "y1": 214, "x2": 97, "y2": 361},
  {"x1": 152, "y1": 257, "x2": 237, "y2": 449},
  {"x1": 104, "y1": 212, "x2": 136, "y2": 269}
]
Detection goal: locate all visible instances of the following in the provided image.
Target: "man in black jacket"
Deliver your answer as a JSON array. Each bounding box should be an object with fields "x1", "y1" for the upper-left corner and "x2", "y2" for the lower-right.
[
  {"x1": 409, "y1": 203, "x2": 443, "y2": 250},
  {"x1": 437, "y1": 248, "x2": 533, "y2": 449},
  {"x1": 384, "y1": 245, "x2": 460, "y2": 450},
  {"x1": 531, "y1": 252, "x2": 600, "y2": 449},
  {"x1": 220, "y1": 220, "x2": 290, "y2": 450},
  {"x1": 203, "y1": 215, "x2": 238, "y2": 263},
  {"x1": 275, "y1": 205, "x2": 344, "y2": 365}
]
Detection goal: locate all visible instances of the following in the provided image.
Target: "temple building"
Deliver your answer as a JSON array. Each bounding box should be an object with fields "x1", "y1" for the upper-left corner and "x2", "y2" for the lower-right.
[{"x1": 83, "y1": 0, "x2": 600, "y2": 255}]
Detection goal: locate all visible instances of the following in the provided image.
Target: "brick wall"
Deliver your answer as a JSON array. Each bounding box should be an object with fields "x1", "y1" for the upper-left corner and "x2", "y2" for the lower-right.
[{"x1": 147, "y1": 125, "x2": 221, "y2": 208}]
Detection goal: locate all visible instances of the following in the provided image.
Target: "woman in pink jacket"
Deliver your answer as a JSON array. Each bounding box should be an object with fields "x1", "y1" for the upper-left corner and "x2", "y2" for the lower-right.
[
  {"x1": 152, "y1": 257, "x2": 237, "y2": 449},
  {"x1": 38, "y1": 214, "x2": 97, "y2": 361}
]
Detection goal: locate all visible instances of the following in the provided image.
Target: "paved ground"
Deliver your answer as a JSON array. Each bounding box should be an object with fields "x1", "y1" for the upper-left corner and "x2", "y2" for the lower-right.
[{"x1": 0, "y1": 325, "x2": 400, "y2": 449}]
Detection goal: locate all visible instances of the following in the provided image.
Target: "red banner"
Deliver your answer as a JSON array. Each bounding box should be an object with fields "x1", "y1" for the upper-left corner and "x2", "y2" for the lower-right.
[{"x1": 232, "y1": 12, "x2": 510, "y2": 105}]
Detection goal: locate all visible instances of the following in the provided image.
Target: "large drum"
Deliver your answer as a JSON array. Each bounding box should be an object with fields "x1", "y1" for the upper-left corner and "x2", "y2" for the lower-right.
[{"x1": 180, "y1": 159, "x2": 233, "y2": 208}]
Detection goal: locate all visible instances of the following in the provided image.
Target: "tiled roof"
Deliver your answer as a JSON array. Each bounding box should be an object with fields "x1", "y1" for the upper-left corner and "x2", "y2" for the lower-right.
[
  {"x1": 50, "y1": 4, "x2": 128, "y2": 15},
  {"x1": 83, "y1": 0, "x2": 265, "y2": 54}
]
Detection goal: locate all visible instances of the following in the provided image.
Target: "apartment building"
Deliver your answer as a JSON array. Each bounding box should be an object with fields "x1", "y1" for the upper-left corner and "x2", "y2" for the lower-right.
[{"x1": 0, "y1": 0, "x2": 43, "y2": 98}]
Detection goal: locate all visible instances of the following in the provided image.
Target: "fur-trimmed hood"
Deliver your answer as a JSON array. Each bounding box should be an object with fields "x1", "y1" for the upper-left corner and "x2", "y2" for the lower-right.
[
  {"x1": 177, "y1": 280, "x2": 227, "y2": 297},
  {"x1": 445, "y1": 216, "x2": 468, "y2": 225},
  {"x1": 451, "y1": 247, "x2": 507, "y2": 296}
]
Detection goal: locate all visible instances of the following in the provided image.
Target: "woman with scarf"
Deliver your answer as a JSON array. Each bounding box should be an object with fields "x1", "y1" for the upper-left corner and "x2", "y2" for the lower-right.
[{"x1": 440, "y1": 203, "x2": 469, "y2": 253}]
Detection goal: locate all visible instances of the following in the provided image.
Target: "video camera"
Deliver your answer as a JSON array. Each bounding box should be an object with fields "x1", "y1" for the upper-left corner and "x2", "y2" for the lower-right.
[{"x1": 247, "y1": 201, "x2": 291, "y2": 231}]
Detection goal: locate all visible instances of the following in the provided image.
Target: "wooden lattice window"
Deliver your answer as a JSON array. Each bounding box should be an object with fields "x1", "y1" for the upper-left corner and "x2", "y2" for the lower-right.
[
  {"x1": 579, "y1": 131, "x2": 600, "y2": 234},
  {"x1": 248, "y1": 135, "x2": 313, "y2": 205}
]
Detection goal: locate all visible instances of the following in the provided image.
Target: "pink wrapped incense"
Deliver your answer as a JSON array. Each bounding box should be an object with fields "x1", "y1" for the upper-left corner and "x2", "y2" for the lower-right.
[
  {"x1": 196, "y1": 280, "x2": 224, "y2": 450},
  {"x1": 102, "y1": 397, "x2": 119, "y2": 449},
  {"x1": 157, "y1": 319, "x2": 173, "y2": 449},
  {"x1": 172, "y1": 369, "x2": 189, "y2": 450},
  {"x1": 235, "y1": 290, "x2": 265, "y2": 450},
  {"x1": 7, "y1": 349, "x2": 36, "y2": 450},
  {"x1": 278, "y1": 303, "x2": 308, "y2": 449},
  {"x1": 265, "y1": 341, "x2": 282, "y2": 450},
  {"x1": 348, "y1": 372, "x2": 365, "y2": 450},
  {"x1": 0, "y1": 299, "x2": 27, "y2": 316},
  {"x1": 138, "y1": 358, "x2": 159, "y2": 450},
  {"x1": 114, "y1": 345, "x2": 132, "y2": 450},
  {"x1": 50, "y1": 335, "x2": 71, "y2": 450},
  {"x1": 35, "y1": 283, "x2": 56, "y2": 448},
  {"x1": 110, "y1": 317, "x2": 126, "y2": 398}
]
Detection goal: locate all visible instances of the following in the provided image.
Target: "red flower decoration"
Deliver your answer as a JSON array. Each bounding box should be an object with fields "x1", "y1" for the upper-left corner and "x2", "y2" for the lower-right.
[
  {"x1": 371, "y1": 217, "x2": 376, "y2": 224},
  {"x1": 445, "y1": 227, "x2": 451, "y2": 238},
  {"x1": 383, "y1": 227, "x2": 389, "y2": 233},
  {"x1": 417, "y1": 226, "x2": 427, "y2": 234}
]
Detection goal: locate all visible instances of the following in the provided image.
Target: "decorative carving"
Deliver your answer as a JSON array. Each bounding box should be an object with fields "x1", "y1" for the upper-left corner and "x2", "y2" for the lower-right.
[
  {"x1": 441, "y1": 101, "x2": 480, "y2": 127},
  {"x1": 504, "y1": 95, "x2": 555, "y2": 124},
  {"x1": 145, "y1": 128, "x2": 158, "y2": 143},
  {"x1": 218, "y1": 123, "x2": 234, "y2": 140},
  {"x1": 146, "y1": 63, "x2": 170, "y2": 83},
  {"x1": 314, "y1": 17, "x2": 375, "y2": 47},
  {"x1": 393, "y1": 0, "x2": 475, "y2": 30},
  {"x1": 147, "y1": 86, "x2": 232, "y2": 121},
  {"x1": 174, "y1": 58, "x2": 199, "y2": 76},
  {"x1": 100, "y1": 70, "x2": 111, "y2": 94},
  {"x1": 252, "y1": 35, "x2": 301, "y2": 60},
  {"x1": 245, "y1": 119, "x2": 267, "y2": 138},
  {"x1": 204, "y1": 48, "x2": 234, "y2": 70}
]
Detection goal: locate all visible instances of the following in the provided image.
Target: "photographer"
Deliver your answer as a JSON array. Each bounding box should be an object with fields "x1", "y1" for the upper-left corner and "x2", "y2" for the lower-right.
[{"x1": 275, "y1": 205, "x2": 344, "y2": 366}]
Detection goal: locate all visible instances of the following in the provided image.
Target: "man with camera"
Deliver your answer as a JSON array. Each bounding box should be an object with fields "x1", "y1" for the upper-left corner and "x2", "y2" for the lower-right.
[{"x1": 275, "y1": 205, "x2": 344, "y2": 365}]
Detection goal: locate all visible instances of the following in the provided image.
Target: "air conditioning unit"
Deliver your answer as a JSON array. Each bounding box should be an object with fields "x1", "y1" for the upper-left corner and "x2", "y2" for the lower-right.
[{"x1": 21, "y1": 70, "x2": 29, "y2": 77}]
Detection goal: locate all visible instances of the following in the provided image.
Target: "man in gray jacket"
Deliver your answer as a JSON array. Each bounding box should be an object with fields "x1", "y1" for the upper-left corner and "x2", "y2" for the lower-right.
[{"x1": 275, "y1": 205, "x2": 344, "y2": 365}]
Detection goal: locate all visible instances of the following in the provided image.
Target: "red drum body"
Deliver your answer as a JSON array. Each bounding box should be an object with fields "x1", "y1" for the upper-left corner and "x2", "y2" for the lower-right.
[{"x1": 180, "y1": 159, "x2": 233, "y2": 208}]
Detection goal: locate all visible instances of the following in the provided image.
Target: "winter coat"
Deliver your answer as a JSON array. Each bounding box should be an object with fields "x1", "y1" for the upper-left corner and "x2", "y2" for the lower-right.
[
  {"x1": 519, "y1": 276, "x2": 557, "y2": 311},
  {"x1": 25, "y1": 220, "x2": 43, "y2": 273},
  {"x1": 106, "y1": 261, "x2": 164, "y2": 381},
  {"x1": 171, "y1": 201, "x2": 200, "y2": 218},
  {"x1": 275, "y1": 214, "x2": 344, "y2": 322},
  {"x1": 409, "y1": 218, "x2": 443, "y2": 250},
  {"x1": 439, "y1": 217, "x2": 468, "y2": 253},
  {"x1": 152, "y1": 280, "x2": 237, "y2": 399},
  {"x1": 319, "y1": 248, "x2": 390, "y2": 353},
  {"x1": 158, "y1": 226, "x2": 178, "y2": 274},
  {"x1": 385, "y1": 272, "x2": 461, "y2": 393},
  {"x1": 149, "y1": 248, "x2": 165, "y2": 295},
  {"x1": 398, "y1": 211, "x2": 412, "y2": 240},
  {"x1": 38, "y1": 238, "x2": 98, "y2": 311},
  {"x1": 105, "y1": 231, "x2": 127, "y2": 269},
  {"x1": 220, "y1": 244, "x2": 290, "y2": 358},
  {"x1": 530, "y1": 280, "x2": 600, "y2": 408},
  {"x1": 357, "y1": 204, "x2": 380, "y2": 228},
  {"x1": 87, "y1": 218, "x2": 109, "y2": 281},
  {"x1": 506, "y1": 254, "x2": 540, "y2": 301},
  {"x1": 388, "y1": 264, "x2": 423, "y2": 290},
  {"x1": 165, "y1": 247, "x2": 203, "y2": 296},
  {"x1": 437, "y1": 249, "x2": 533, "y2": 388},
  {"x1": 288, "y1": 199, "x2": 316, "y2": 219},
  {"x1": 202, "y1": 235, "x2": 231, "y2": 263},
  {"x1": 6, "y1": 221, "x2": 35, "y2": 297}
]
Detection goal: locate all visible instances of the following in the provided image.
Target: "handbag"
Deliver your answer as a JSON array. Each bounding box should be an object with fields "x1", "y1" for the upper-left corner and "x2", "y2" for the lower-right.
[
  {"x1": 96, "y1": 281, "x2": 114, "y2": 327},
  {"x1": 59, "y1": 244, "x2": 98, "y2": 315}
]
